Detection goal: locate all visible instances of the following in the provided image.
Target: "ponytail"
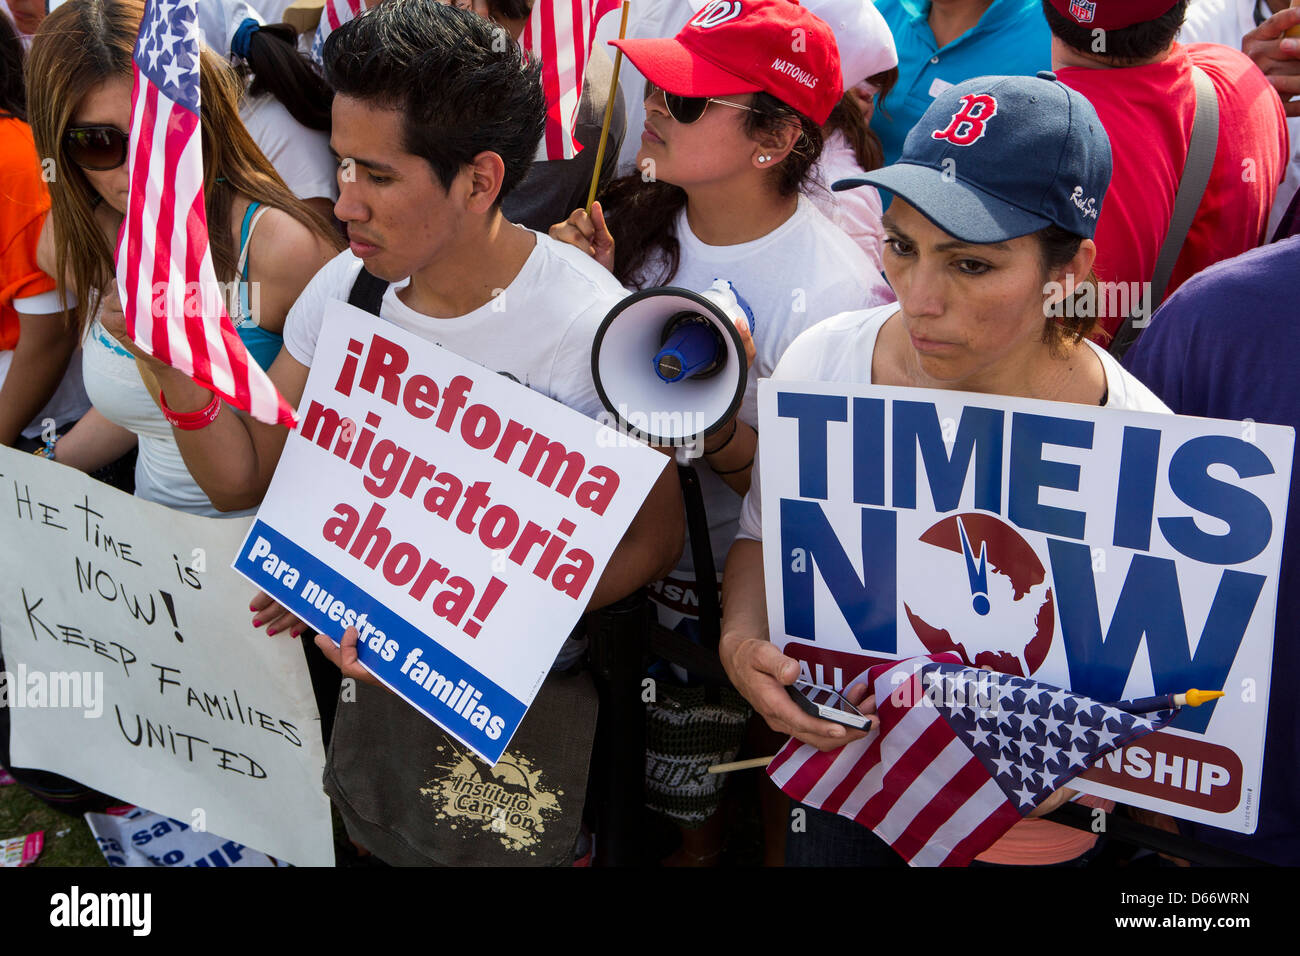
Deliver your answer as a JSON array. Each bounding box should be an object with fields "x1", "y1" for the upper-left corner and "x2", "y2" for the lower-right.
[
  {"x1": 232, "y1": 20, "x2": 332, "y2": 132},
  {"x1": 824, "y1": 67, "x2": 896, "y2": 173}
]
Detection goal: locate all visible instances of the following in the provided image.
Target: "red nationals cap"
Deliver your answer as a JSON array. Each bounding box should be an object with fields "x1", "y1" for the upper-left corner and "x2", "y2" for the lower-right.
[
  {"x1": 1046, "y1": 0, "x2": 1182, "y2": 31},
  {"x1": 611, "y1": 0, "x2": 843, "y2": 125}
]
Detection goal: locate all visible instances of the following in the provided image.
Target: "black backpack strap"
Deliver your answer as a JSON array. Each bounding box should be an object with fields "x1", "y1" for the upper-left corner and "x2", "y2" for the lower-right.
[{"x1": 347, "y1": 267, "x2": 389, "y2": 317}]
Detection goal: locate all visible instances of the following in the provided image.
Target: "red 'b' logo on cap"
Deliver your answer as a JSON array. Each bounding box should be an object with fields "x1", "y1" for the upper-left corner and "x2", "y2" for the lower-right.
[{"x1": 931, "y1": 94, "x2": 998, "y2": 147}]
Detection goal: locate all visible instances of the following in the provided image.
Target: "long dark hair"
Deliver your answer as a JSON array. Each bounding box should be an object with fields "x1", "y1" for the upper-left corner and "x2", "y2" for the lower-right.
[
  {"x1": 27, "y1": 0, "x2": 340, "y2": 334},
  {"x1": 824, "y1": 66, "x2": 897, "y2": 173},
  {"x1": 237, "y1": 22, "x2": 333, "y2": 131},
  {"x1": 0, "y1": 12, "x2": 25, "y2": 120},
  {"x1": 603, "y1": 91, "x2": 825, "y2": 289}
]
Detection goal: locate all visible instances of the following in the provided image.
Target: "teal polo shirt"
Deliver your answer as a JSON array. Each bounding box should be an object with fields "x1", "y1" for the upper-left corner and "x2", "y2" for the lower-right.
[{"x1": 871, "y1": 0, "x2": 1052, "y2": 165}]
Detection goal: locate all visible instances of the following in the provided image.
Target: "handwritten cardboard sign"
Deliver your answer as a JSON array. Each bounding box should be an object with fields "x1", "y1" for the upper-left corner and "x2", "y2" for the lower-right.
[
  {"x1": 758, "y1": 380, "x2": 1294, "y2": 832},
  {"x1": 0, "y1": 446, "x2": 332, "y2": 866}
]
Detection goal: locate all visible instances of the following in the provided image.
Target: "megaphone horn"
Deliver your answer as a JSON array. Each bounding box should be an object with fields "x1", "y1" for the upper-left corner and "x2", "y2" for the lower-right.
[{"x1": 591, "y1": 279, "x2": 755, "y2": 446}]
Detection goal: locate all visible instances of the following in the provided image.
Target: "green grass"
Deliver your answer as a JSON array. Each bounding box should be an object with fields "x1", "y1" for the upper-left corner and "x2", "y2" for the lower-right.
[{"x1": 0, "y1": 779, "x2": 106, "y2": 867}]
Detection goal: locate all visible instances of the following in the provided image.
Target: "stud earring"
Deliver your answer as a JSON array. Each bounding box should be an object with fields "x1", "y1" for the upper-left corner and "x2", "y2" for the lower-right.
[{"x1": 758, "y1": 154, "x2": 771, "y2": 164}]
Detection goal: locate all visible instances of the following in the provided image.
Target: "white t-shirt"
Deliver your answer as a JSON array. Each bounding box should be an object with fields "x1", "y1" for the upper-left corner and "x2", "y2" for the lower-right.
[
  {"x1": 633, "y1": 198, "x2": 894, "y2": 582},
  {"x1": 283, "y1": 232, "x2": 630, "y2": 668},
  {"x1": 284, "y1": 234, "x2": 626, "y2": 419},
  {"x1": 1181, "y1": 0, "x2": 1300, "y2": 238},
  {"x1": 4, "y1": 289, "x2": 90, "y2": 439},
  {"x1": 736, "y1": 304, "x2": 1172, "y2": 542},
  {"x1": 240, "y1": 93, "x2": 338, "y2": 204},
  {"x1": 808, "y1": 129, "x2": 888, "y2": 273}
]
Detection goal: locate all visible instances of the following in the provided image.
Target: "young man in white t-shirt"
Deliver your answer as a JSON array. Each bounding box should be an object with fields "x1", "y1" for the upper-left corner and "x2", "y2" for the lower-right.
[{"x1": 137, "y1": 0, "x2": 683, "y2": 863}]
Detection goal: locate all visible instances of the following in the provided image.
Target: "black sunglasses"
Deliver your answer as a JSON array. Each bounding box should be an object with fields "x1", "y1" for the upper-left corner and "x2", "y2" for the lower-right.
[
  {"x1": 645, "y1": 81, "x2": 759, "y2": 126},
  {"x1": 63, "y1": 125, "x2": 129, "y2": 171}
]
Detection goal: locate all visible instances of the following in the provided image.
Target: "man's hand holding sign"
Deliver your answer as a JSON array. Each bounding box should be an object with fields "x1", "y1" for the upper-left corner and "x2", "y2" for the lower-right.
[{"x1": 235, "y1": 301, "x2": 670, "y2": 761}]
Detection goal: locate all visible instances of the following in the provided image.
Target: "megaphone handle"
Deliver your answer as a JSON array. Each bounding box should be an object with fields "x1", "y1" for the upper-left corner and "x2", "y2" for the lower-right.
[{"x1": 676, "y1": 463, "x2": 722, "y2": 655}]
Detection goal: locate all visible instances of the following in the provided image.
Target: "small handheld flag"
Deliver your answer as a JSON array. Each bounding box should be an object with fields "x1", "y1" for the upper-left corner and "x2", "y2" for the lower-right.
[
  {"x1": 767, "y1": 655, "x2": 1176, "y2": 866},
  {"x1": 116, "y1": 0, "x2": 296, "y2": 427}
]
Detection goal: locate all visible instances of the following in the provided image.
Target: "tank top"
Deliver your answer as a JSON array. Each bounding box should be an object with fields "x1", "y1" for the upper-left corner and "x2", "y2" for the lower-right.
[{"x1": 80, "y1": 201, "x2": 282, "y2": 516}]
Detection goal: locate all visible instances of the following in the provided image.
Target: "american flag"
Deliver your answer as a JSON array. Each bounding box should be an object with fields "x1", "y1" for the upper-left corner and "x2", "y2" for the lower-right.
[
  {"x1": 116, "y1": 0, "x2": 296, "y2": 426},
  {"x1": 309, "y1": 0, "x2": 365, "y2": 66},
  {"x1": 768, "y1": 655, "x2": 1172, "y2": 867},
  {"x1": 522, "y1": 0, "x2": 621, "y2": 161}
]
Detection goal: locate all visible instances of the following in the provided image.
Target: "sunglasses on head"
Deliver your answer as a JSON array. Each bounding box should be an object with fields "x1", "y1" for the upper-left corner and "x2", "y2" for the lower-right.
[
  {"x1": 63, "y1": 125, "x2": 129, "y2": 171},
  {"x1": 645, "y1": 81, "x2": 759, "y2": 125}
]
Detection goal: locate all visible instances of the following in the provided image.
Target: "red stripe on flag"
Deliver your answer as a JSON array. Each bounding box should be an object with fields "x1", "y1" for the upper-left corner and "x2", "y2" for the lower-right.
[
  {"x1": 180, "y1": 189, "x2": 214, "y2": 387},
  {"x1": 122, "y1": 75, "x2": 158, "y2": 347},
  {"x1": 325, "y1": 0, "x2": 342, "y2": 31},
  {"x1": 820, "y1": 733, "x2": 882, "y2": 815},
  {"x1": 538, "y1": 0, "x2": 563, "y2": 159},
  {"x1": 779, "y1": 747, "x2": 844, "y2": 805},
  {"x1": 942, "y1": 801, "x2": 1023, "y2": 867},
  {"x1": 889, "y1": 756, "x2": 991, "y2": 863},
  {"x1": 765, "y1": 740, "x2": 802, "y2": 777},
  {"x1": 857, "y1": 718, "x2": 954, "y2": 824},
  {"x1": 150, "y1": 103, "x2": 197, "y2": 369}
]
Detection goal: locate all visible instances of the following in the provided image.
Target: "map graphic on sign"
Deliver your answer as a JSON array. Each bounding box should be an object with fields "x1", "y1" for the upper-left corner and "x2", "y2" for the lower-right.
[{"x1": 903, "y1": 512, "x2": 1055, "y2": 678}]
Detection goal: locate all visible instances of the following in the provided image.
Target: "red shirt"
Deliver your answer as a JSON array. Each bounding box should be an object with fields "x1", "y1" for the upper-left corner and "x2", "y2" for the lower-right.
[
  {"x1": 1058, "y1": 44, "x2": 1288, "y2": 340},
  {"x1": 0, "y1": 116, "x2": 55, "y2": 351}
]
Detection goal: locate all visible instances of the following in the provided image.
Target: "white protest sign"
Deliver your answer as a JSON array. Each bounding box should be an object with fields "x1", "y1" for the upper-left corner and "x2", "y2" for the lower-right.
[
  {"x1": 85, "y1": 806, "x2": 287, "y2": 867},
  {"x1": 235, "y1": 299, "x2": 666, "y2": 764},
  {"x1": 758, "y1": 380, "x2": 1293, "y2": 832},
  {"x1": 0, "y1": 446, "x2": 332, "y2": 866}
]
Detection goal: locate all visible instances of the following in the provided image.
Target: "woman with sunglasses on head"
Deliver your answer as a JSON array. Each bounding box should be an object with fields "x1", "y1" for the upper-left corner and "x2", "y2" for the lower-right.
[
  {"x1": 25, "y1": 0, "x2": 341, "y2": 516},
  {"x1": 551, "y1": 0, "x2": 893, "y2": 864},
  {"x1": 722, "y1": 73, "x2": 1171, "y2": 867}
]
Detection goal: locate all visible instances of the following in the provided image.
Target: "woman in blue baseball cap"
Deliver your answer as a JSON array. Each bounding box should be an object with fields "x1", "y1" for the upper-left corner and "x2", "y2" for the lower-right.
[{"x1": 719, "y1": 71, "x2": 1172, "y2": 868}]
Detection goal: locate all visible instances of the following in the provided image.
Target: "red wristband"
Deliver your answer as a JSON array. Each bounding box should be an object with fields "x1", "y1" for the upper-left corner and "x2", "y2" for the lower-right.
[{"x1": 159, "y1": 389, "x2": 221, "y2": 430}]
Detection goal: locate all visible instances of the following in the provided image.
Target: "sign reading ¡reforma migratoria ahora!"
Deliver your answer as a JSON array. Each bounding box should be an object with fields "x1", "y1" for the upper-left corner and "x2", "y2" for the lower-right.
[
  {"x1": 235, "y1": 300, "x2": 666, "y2": 764},
  {"x1": 757, "y1": 379, "x2": 1294, "y2": 833}
]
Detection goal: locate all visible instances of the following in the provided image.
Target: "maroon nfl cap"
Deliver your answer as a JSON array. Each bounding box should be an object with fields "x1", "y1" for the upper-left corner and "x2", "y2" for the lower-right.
[
  {"x1": 1047, "y1": 0, "x2": 1182, "y2": 31},
  {"x1": 611, "y1": 0, "x2": 843, "y2": 126}
]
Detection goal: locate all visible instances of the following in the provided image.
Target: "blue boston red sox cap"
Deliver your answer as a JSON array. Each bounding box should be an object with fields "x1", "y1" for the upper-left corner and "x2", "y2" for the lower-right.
[{"x1": 834, "y1": 71, "x2": 1113, "y2": 243}]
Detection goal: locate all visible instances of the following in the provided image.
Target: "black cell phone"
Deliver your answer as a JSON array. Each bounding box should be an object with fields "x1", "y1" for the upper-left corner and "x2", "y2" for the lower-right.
[{"x1": 786, "y1": 680, "x2": 871, "y2": 729}]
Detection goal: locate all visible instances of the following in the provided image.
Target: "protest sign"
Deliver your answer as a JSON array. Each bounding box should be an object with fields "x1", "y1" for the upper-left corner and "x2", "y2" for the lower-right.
[
  {"x1": 0, "y1": 446, "x2": 332, "y2": 866},
  {"x1": 85, "y1": 806, "x2": 288, "y2": 867},
  {"x1": 758, "y1": 380, "x2": 1294, "y2": 832},
  {"x1": 235, "y1": 300, "x2": 666, "y2": 764}
]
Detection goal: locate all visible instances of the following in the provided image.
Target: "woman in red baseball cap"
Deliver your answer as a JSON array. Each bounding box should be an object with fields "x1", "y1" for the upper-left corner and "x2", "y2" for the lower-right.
[{"x1": 551, "y1": 0, "x2": 894, "y2": 865}]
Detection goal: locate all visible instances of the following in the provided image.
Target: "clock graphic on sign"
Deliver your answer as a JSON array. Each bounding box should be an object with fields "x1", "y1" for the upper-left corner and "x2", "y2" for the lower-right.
[{"x1": 902, "y1": 512, "x2": 1055, "y2": 677}]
